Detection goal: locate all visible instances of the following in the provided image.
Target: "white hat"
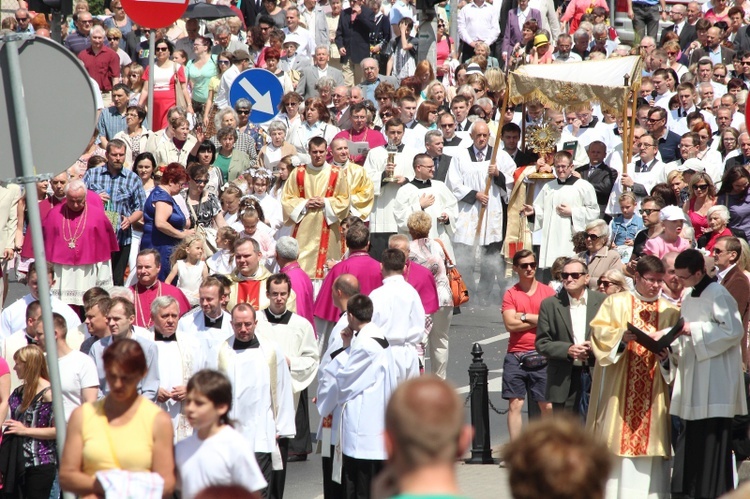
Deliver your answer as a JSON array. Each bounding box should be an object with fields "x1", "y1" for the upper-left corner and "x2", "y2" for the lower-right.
[
  {"x1": 660, "y1": 205, "x2": 685, "y2": 222},
  {"x1": 678, "y1": 158, "x2": 705, "y2": 173},
  {"x1": 283, "y1": 33, "x2": 302, "y2": 46}
]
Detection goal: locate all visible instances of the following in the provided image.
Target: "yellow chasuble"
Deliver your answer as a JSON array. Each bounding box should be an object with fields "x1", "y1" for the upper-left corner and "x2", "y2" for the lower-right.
[
  {"x1": 227, "y1": 266, "x2": 298, "y2": 312},
  {"x1": 281, "y1": 163, "x2": 350, "y2": 279},
  {"x1": 586, "y1": 291, "x2": 680, "y2": 458},
  {"x1": 341, "y1": 161, "x2": 374, "y2": 220}
]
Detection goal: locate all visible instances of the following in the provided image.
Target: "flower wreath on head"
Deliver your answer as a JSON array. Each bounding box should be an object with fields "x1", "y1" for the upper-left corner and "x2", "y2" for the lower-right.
[{"x1": 244, "y1": 168, "x2": 275, "y2": 180}]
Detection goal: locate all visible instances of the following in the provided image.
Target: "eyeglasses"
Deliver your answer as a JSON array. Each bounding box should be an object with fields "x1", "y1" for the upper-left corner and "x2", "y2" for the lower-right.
[
  {"x1": 237, "y1": 109, "x2": 250, "y2": 115},
  {"x1": 193, "y1": 179, "x2": 208, "y2": 184},
  {"x1": 640, "y1": 142, "x2": 655, "y2": 148},
  {"x1": 639, "y1": 275, "x2": 664, "y2": 285},
  {"x1": 640, "y1": 208, "x2": 661, "y2": 215},
  {"x1": 285, "y1": 102, "x2": 299, "y2": 107},
  {"x1": 218, "y1": 60, "x2": 231, "y2": 65},
  {"x1": 585, "y1": 233, "x2": 601, "y2": 240},
  {"x1": 80, "y1": 20, "x2": 93, "y2": 24},
  {"x1": 155, "y1": 46, "x2": 169, "y2": 52},
  {"x1": 597, "y1": 279, "x2": 614, "y2": 288},
  {"x1": 517, "y1": 262, "x2": 537, "y2": 270},
  {"x1": 561, "y1": 272, "x2": 585, "y2": 280},
  {"x1": 646, "y1": 117, "x2": 664, "y2": 123}
]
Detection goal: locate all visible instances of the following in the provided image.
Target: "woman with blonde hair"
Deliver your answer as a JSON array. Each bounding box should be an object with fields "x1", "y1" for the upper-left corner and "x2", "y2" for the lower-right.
[
  {"x1": 596, "y1": 269, "x2": 628, "y2": 295},
  {"x1": 407, "y1": 211, "x2": 453, "y2": 379},
  {"x1": 664, "y1": 40, "x2": 688, "y2": 80},
  {"x1": 5, "y1": 345, "x2": 56, "y2": 498},
  {"x1": 683, "y1": 172, "x2": 717, "y2": 238}
]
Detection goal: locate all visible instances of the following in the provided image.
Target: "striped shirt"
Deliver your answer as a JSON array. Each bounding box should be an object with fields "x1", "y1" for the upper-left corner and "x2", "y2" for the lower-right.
[{"x1": 84, "y1": 165, "x2": 146, "y2": 246}]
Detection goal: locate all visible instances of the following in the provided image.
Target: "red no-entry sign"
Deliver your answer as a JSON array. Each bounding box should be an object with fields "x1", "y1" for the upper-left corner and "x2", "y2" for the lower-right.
[{"x1": 121, "y1": 0, "x2": 189, "y2": 29}]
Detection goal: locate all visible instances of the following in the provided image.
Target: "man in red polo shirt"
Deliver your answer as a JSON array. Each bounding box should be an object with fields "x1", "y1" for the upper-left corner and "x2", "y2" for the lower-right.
[
  {"x1": 78, "y1": 25, "x2": 120, "y2": 107},
  {"x1": 501, "y1": 249, "x2": 555, "y2": 441}
]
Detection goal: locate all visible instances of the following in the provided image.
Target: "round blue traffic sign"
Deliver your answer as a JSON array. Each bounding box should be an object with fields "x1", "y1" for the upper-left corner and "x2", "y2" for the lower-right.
[{"x1": 229, "y1": 68, "x2": 284, "y2": 124}]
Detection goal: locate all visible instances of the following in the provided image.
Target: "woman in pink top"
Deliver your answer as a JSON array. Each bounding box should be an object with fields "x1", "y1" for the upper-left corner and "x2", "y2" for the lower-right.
[
  {"x1": 683, "y1": 172, "x2": 717, "y2": 238},
  {"x1": 643, "y1": 206, "x2": 691, "y2": 258}
]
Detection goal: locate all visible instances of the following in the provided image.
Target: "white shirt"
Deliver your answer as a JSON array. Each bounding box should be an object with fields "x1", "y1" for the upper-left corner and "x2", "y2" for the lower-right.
[
  {"x1": 282, "y1": 26, "x2": 316, "y2": 58},
  {"x1": 58, "y1": 350, "x2": 99, "y2": 422},
  {"x1": 175, "y1": 426, "x2": 267, "y2": 499},
  {"x1": 717, "y1": 263, "x2": 736, "y2": 283},
  {"x1": 568, "y1": 290, "x2": 588, "y2": 346},
  {"x1": 517, "y1": 6, "x2": 531, "y2": 30},
  {"x1": 1, "y1": 293, "x2": 82, "y2": 340},
  {"x1": 457, "y1": 0, "x2": 501, "y2": 45}
]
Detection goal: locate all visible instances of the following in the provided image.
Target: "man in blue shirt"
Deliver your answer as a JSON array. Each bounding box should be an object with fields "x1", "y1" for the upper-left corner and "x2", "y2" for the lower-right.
[{"x1": 83, "y1": 139, "x2": 146, "y2": 286}]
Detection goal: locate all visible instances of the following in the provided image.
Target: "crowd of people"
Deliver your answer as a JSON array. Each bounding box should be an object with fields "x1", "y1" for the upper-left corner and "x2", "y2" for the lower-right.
[{"x1": 5, "y1": 0, "x2": 750, "y2": 496}]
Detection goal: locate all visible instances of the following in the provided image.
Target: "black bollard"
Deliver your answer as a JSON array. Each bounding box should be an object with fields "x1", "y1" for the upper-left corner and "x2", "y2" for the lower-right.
[{"x1": 465, "y1": 343, "x2": 494, "y2": 464}]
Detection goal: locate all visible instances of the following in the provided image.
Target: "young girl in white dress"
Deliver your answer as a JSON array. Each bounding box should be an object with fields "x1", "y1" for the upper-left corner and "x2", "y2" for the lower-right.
[
  {"x1": 207, "y1": 226, "x2": 238, "y2": 275},
  {"x1": 175, "y1": 370, "x2": 267, "y2": 499},
  {"x1": 166, "y1": 235, "x2": 208, "y2": 306}
]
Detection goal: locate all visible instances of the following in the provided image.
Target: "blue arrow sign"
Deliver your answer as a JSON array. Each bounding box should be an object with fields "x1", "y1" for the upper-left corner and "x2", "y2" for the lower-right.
[{"x1": 229, "y1": 68, "x2": 284, "y2": 124}]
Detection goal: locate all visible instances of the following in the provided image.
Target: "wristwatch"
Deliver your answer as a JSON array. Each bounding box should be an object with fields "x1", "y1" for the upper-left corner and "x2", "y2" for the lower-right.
[{"x1": 521, "y1": 313, "x2": 527, "y2": 322}]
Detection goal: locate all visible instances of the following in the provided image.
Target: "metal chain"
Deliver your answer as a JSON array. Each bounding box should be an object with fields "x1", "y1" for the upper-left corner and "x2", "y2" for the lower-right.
[{"x1": 463, "y1": 377, "x2": 509, "y2": 415}]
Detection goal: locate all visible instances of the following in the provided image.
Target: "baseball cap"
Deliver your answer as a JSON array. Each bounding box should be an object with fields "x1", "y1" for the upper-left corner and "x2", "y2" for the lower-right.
[{"x1": 660, "y1": 205, "x2": 685, "y2": 222}]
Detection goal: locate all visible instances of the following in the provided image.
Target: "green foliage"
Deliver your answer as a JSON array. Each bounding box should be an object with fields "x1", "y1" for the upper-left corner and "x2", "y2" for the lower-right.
[{"x1": 88, "y1": 0, "x2": 105, "y2": 16}]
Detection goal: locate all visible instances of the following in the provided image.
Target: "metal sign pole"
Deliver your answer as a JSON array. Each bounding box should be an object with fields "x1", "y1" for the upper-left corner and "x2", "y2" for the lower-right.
[
  {"x1": 3, "y1": 34, "x2": 69, "y2": 494},
  {"x1": 148, "y1": 30, "x2": 156, "y2": 128}
]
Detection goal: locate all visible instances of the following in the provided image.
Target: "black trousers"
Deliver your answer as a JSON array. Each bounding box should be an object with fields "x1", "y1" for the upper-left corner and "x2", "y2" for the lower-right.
[
  {"x1": 111, "y1": 245, "x2": 131, "y2": 286},
  {"x1": 270, "y1": 438, "x2": 289, "y2": 499},
  {"x1": 551, "y1": 366, "x2": 592, "y2": 424},
  {"x1": 289, "y1": 388, "x2": 312, "y2": 456},
  {"x1": 672, "y1": 417, "x2": 734, "y2": 499},
  {"x1": 368, "y1": 232, "x2": 394, "y2": 262},
  {"x1": 322, "y1": 446, "x2": 343, "y2": 499},
  {"x1": 9, "y1": 463, "x2": 56, "y2": 499},
  {"x1": 255, "y1": 452, "x2": 273, "y2": 499},
  {"x1": 342, "y1": 455, "x2": 385, "y2": 499}
]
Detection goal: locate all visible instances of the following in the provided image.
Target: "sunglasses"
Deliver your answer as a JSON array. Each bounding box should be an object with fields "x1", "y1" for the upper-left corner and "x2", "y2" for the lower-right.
[
  {"x1": 237, "y1": 110, "x2": 250, "y2": 115},
  {"x1": 713, "y1": 248, "x2": 726, "y2": 255},
  {"x1": 15, "y1": 16, "x2": 28, "y2": 21},
  {"x1": 585, "y1": 233, "x2": 601, "y2": 240},
  {"x1": 640, "y1": 208, "x2": 661, "y2": 215},
  {"x1": 218, "y1": 60, "x2": 231, "y2": 65},
  {"x1": 517, "y1": 262, "x2": 537, "y2": 270},
  {"x1": 107, "y1": 37, "x2": 120, "y2": 41},
  {"x1": 193, "y1": 179, "x2": 208, "y2": 184},
  {"x1": 155, "y1": 46, "x2": 169, "y2": 52},
  {"x1": 694, "y1": 184, "x2": 709, "y2": 191},
  {"x1": 597, "y1": 279, "x2": 614, "y2": 288},
  {"x1": 561, "y1": 272, "x2": 585, "y2": 280}
]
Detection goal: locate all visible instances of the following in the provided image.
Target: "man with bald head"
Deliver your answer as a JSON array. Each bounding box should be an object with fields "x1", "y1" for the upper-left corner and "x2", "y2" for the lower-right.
[
  {"x1": 377, "y1": 376, "x2": 471, "y2": 498},
  {"x1": 447, "y1": 120, "x2": 515, "y2": 304},
  {"x1": 690, "y1": 27, "x2": 735, "y2": 67},
  {"x1": 659, "y1": 4, "x2": 696, "y2": 50}
]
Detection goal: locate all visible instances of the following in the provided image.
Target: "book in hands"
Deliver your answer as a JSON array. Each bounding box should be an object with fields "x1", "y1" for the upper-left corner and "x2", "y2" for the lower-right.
[{"x1": 626, "y1": 317, "x2": 685, "y2": 354}]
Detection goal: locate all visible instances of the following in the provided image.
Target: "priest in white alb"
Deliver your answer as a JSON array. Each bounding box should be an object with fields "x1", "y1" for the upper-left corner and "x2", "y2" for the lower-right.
[
  {"x1": 393, "y1": 153, "x2": 459, "y2": 261},
  {"x1": 522, "y1": 151, "x2": 600, "y2": 271},
  {"x1": 363, "y1": 118, "x2": 418, "y2": 260},
  {"x1": 256, "y1": 274, "x2": 318, "y2": 486},
  {"x1": 148, "y1": 295, "x2": 205, "y2": 442},
  {"x1": 446, "y1": 120, "x2": 516, "y2": 299},
  {"x1": 176, "y1": 276, "x2": 233, "y2": 369},
  {"x1": 217, "y1": 303, "x2": 296, "y2": 498},
  {"x1": 281, "y1": 136, "x2": 350, "y2": 283}
]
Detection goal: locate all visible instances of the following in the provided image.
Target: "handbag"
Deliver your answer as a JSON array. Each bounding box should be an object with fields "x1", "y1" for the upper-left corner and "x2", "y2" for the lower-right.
[
  {"x1": 173, "y1": 63, "x2": 188, "y2": 110},
  {"x1": 516, "y1": 350, "x2": 548, "y2": 371},
  {"x1": 433, "y1": 238, "x2": 469, "y2": 307}
]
